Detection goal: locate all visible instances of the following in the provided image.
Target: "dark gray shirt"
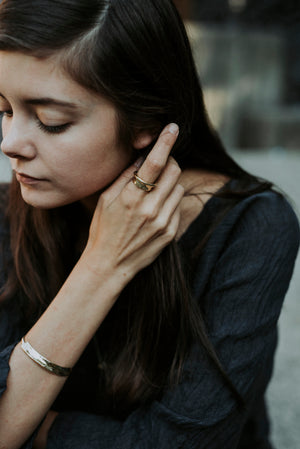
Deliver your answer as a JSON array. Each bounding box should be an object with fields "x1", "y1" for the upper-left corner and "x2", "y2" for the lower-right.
[{"x1": 0, "y1": 181, "x2": 299, "y2": 448}]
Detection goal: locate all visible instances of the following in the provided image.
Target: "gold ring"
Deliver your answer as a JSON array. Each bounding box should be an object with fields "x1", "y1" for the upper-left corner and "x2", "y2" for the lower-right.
[{"x1": 132, "y1": 171, "x2": 157, "y2": 192}]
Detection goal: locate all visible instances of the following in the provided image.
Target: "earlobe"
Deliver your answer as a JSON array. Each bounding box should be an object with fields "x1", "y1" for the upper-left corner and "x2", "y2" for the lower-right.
[{"x1": 132, "y1": 132, "x2": 154, "y2": 150}]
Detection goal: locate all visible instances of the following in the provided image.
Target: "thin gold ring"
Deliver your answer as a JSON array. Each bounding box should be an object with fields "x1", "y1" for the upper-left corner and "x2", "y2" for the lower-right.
[{"x1": 132, "y1": 171, "x2": 157, "y2": 192}]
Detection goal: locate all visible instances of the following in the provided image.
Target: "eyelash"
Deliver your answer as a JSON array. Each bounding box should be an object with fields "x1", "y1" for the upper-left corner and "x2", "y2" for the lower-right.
[
  {"x1": 0, "y1": 110, "x2": 71, "y2": 135},
  {"x1": 36, "y1": 121, "x2": 71, "y2": 135}
]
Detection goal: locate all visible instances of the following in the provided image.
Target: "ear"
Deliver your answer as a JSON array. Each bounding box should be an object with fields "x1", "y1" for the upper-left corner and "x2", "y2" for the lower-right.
[{"x1": 132, "y1": 132, "x2": 154, "y2": 150}]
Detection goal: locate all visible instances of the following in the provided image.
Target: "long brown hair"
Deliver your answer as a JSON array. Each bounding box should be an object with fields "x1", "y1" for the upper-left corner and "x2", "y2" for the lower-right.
[{"x1": 0, "y1": 0, "x2": 274, "y2": 416}]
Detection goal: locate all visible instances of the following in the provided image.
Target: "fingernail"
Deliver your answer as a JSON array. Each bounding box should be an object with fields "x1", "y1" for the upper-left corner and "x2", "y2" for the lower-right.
[
  {"x1": 134, "y1": 156, "x2": 144, "y2": 169},
  {"x1": 168, "y1": 123, "x2": 179, "y2": 135}
]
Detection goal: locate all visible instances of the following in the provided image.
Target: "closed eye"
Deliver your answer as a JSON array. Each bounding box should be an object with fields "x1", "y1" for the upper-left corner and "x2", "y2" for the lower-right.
[
  {"x1": 36, "y1": 120, "x2": 72, "y2": 135},
  {"x1": 0, "y1": 108, "x2": 72, "y2": 134}
]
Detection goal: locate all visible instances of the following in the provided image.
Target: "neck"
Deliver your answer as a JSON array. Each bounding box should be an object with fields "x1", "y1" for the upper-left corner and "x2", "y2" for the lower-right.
[{"x1": 79, "y1": 192, "x2": 100, "y2": 218}]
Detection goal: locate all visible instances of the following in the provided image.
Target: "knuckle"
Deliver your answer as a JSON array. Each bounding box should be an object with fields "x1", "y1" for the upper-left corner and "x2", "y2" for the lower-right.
[
  {"x1": 160, "y1": 131, "x2": 175, "y2": 147},
  {"x1": 169, "y1": 162, "x2": 181, "y2": 178},
  {"x1": 176, "y1": 183, "x2": 185, "y2": 196},
  {"x1": 121, "y1": 188, "x2": 138, "y2": 208},
  {"x1": 155, "y1": 216, "x2": 168, "y2": 232},
  {"x1": 147, "y1": 157, "x2": 164, "y2": 172},
  {"x1": 164, "y1": 225, "x2": 177, "y2": 242},
  {"x1": 99, "y1": 190, "x2": 109, "y2": 204},
  {"x1": 168, "y1": 155, "x2": 177, "y2": 164},
  {"x1": 141, "y1": 204, "x2": 158, "y2": 221}
]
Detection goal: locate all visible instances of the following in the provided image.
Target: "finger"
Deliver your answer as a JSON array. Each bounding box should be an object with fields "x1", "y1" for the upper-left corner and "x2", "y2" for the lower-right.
[
  {"x1": 148, "y1": 157, "x2": 181, "y2": 206},
  {"x1": 141, "y1": 200, "x2": 182, "y2": 261},
  {"x1": 101, "y1": 157, "x2": 143, "y2": 203},
  {"x1": 131, "y1": 204, "x2": 181, "y2": 271},
  {"x1": 120, "y1": 183, "x2": 184, "y2": 262},
  {"x1": 137, "y1": 123, "x2": 179, "y2": 184},
  {"x1": 153, "y1": 183, "x2": 184, "y2": 236}
]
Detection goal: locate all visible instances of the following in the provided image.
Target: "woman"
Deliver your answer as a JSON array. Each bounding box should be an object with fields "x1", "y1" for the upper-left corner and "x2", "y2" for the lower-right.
[{"x1": 0, "y1": 1, "x2": 299, "y2": 448}]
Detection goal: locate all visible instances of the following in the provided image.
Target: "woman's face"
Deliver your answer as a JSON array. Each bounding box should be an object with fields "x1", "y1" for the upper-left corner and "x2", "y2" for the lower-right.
[{"x1": 0, "y1": 51, "x2": 133, "y2": 210}]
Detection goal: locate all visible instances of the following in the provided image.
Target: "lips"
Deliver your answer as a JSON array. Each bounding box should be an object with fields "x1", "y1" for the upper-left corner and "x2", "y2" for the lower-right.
[
  {"x1": 16, "y1": 172, "x2": 41, "y2": 180},
  {"x1": 15, "y1": 171, "x2": 45, "y2": 184}
]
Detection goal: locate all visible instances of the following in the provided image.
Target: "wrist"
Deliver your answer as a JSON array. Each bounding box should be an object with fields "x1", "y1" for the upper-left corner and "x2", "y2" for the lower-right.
[{"x1": 77, "y1": 249, "x2": 132, "y2": 295}]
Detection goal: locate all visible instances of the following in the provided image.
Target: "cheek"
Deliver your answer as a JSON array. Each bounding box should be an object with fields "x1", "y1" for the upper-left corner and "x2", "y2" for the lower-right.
[{"x1": 50, "y1": 136, "x2": 132, "y2": 190}]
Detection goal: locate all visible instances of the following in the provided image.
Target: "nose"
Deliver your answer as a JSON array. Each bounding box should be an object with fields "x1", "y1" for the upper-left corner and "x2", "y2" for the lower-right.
[{"x1": 1, "y1": 116, "x2": 36, "y2": 160}]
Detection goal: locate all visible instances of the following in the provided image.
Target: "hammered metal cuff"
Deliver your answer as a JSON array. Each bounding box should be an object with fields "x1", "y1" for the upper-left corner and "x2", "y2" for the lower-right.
[{"x1": 21, "y1": 337, "x2": 72, "y2": 377}]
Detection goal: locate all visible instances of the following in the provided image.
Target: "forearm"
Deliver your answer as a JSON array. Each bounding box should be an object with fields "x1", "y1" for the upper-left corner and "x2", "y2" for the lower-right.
[{"x1": 0, "y1": 257, "x2": 123, "y2": 449}]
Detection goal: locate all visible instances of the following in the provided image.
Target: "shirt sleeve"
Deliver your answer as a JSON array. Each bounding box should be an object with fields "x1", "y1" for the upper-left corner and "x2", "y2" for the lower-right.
[
  {"x1": 46, "y1": 191, "x2": 300, "y2": 449},
  {"x1": 0, "y1": 209, "x2": 41, "y2": 449}
]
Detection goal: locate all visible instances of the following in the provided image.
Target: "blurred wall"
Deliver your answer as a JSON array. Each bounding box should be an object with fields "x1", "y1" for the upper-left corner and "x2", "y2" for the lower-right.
[{"x1": 175, "y1": 0, "x2": 300, "y2": 150}]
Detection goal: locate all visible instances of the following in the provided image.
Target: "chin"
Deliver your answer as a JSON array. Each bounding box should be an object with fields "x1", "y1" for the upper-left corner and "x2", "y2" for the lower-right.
[
  {"x1": 20, "y1": 186, "x2": 76, "y2": 210},
  {"x1": 20, "y1": 184, "x2": 100, "y2": 210},
  {"x1": 21, "y1": 197, "x2": 70, "y2": 210}
]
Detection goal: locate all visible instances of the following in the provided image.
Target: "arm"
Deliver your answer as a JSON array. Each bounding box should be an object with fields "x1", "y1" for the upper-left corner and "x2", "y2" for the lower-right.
[
  {"x1": 32, "y1": 412, "x2": 58, "y2": 449},
  {"x1": 0, "y1": 124, "x2": 183, "y2": 449},
  {"x1": 44, "y1": 192, "x2": 299, "y2": 448}
]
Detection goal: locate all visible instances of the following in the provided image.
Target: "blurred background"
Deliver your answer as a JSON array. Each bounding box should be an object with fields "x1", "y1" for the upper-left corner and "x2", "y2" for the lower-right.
[{"x1": 0, "y1": 1, "x2": 299, "y2": 447}]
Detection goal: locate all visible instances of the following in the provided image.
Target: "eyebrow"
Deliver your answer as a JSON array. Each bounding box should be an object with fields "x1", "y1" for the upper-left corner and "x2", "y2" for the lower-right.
[
  {"x1": 0, "y1": 93, "x2": 78, "y2": 109},
  {"x1": 24, "y1": 97, "x2": 78, "y2": 109}
]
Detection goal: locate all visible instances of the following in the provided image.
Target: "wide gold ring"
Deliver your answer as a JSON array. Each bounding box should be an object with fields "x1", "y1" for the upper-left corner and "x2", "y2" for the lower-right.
[{"x1": 132, "y1": 171, "x2": 157, "y2": 192}]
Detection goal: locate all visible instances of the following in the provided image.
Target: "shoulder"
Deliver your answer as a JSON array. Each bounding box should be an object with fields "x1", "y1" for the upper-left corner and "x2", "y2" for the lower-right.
[
  {"x1": 210, "y1": 187, "x2": 300, "y2": 273},
  {"x1": 217, "y1": 188, "x2": 300, "y2": 281},
  {"x1": 182, "y1": 178, "x2": 300, "y2": 251},
  {"x1": 183, "y1": 184, "x2": 300, "y2": 297},
  {"x1": 223, "y1": 188, "x2": 300, "y2": 248},
  {"x1": 180, "y1": 169, "x2": 299, "y2": 249},
  {"x1": 200, "y1": 178, "x2": 300, "y2": 244},
  {"x1": 203, "y1": 189, "x2": 300, "y2": 309}
]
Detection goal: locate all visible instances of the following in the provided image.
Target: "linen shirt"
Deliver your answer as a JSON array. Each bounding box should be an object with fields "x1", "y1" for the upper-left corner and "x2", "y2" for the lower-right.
[{"x1": 0, "y1": 180, "x2": 299, "y2": 448}]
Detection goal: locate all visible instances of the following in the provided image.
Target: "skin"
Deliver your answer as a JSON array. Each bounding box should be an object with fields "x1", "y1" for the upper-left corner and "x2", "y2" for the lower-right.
[
  {"x1": 0, "y1": 52, "x2": 136, "y2": 211},
  {"x1": 0, "y1": 51, "x2": 229, "y2": 448}
]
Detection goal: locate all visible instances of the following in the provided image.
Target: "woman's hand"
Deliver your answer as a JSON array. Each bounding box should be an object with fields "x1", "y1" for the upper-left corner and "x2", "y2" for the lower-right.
[{"x1": 82, "y1": 123, "x2": 183, "y2": 284}]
